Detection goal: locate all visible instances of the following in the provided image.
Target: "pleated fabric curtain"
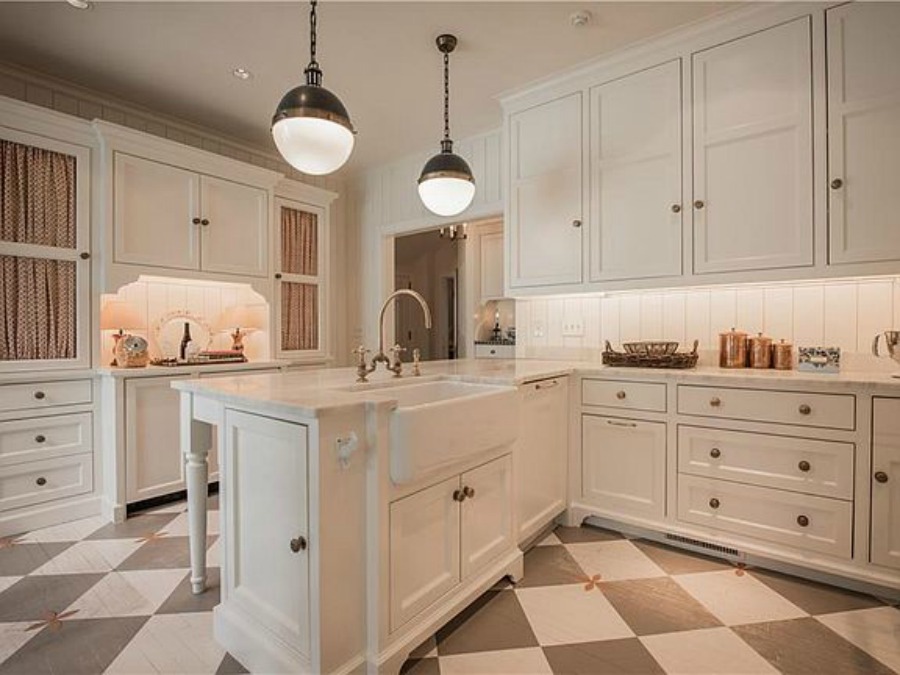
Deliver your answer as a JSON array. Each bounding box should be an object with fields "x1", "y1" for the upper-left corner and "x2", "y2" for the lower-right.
[
  {"x1": 280, "y1": 206, "x2": 319, "y2": 351},
  {"x1": 0, "y1": 140, "x2": 77, "y2": 361}
]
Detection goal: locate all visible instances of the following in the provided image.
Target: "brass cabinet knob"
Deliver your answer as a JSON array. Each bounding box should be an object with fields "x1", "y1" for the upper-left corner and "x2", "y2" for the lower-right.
[
  {"x1": 709, "y1": 498, "x2": 720, "y2": 509},
  {"x1": 192, "y1": 217, "x2": 202, "y2": 225},
  {"x1": 200, "y1": 219, "x2": 210, "y2": 226},
  {"x1": 694, "y1": 199, "x2": 705, "y2": 210},
  {"x1": 33, "y1": 391, "x2": 46, "y2": 400},
  {"x1": 274, "y1": 273, "x2": 283, "y2": 280},
  {"x1": 572, "y1": 219, "x2": 582, "y2": 228},
  {"x1": 289, "y1": 536, "x2": 307, "y2": 553},
  {"x1": 35, "y1": 435, "x2": 46, "y2": 444},
  {"x1": 710, "y1": 447, "x2": 721, "y2": 459},
  {"x1": 798, "y1": 460, "x2": 811, "y2": 473},
  {"x1": 490, "y1": 349, "x2": 496, "y2": 355},
  {"x1": 671, "y1": 204, "x2": 682, "y2": 213},
  {"x1": 798, "y1": 404, "x2": 812, "y2": 415},
  {"x1": 36, "y1": 476, "x2": 47, "y2": 486},
  {"x1": 463, "y1": 486, "x2": 475, "y2": 499},
  {"x1": 709, "y1": 397, "x2": 721, "y2": 407},
  {"x1": 79, "y1": 252, "x2": 91, "y2": 260},
  {"x1": 797, "y1": 515, "x2": 809, "y2": 527},
  {"x1": 830, "y1": 178, "x2": 844, "y2": 190},
  {"x1": 616, "y1": 390, "x2": 627, "y2": 400},
  {"x1": 452, "y1": 489, "x2": 466, "y2": 502},
  {"x1": 874, "y1": 471, "x2": 889, "y2": 484}
]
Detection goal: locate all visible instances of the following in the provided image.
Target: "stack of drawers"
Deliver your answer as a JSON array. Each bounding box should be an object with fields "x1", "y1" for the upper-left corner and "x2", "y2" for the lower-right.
[
  {"x1": 0, "y1": 380, "x2": 94, "y2": 517},
  {"x1": 676, "y1": 385, "x2": 856, "y2": 559}
]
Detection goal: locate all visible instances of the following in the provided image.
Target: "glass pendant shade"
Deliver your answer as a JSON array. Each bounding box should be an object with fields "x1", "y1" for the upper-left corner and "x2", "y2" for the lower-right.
[{"x1": 418, "y1": 146, "x2": 476, "y2": 217}]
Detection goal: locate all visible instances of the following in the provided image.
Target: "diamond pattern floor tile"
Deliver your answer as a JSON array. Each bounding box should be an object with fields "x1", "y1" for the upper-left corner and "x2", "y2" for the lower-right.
[
  {"x1": 640, "y1": 626, "x2": 779, "y2": 674},
  {"x1": 0, "y1": 573, "x2": 105, "y2": 622},
  {"x1": 566, "y1": 539, "x2": 668, "y2": 582},
  {"x1": 436, "y1": 589, "x2": 538, "y2": 655},
  {"x1": 816, "y1": 606, "x2": 900, "y2": 672},
  {"x1": 516, "y1": 583, "x2": 633, "y2": 645},
  {"x1": 542, "y1": 637, "x2": 666, "y2": 675}
]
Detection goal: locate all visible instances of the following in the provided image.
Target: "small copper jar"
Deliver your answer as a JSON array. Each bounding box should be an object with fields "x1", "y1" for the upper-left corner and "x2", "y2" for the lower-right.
[
  {"x1": 749, "y1": 332, "x2": 773, "y2": 369},
  {"x1": 719, "y1": 327, "x2": 748, "y2": 368},
  {"x1": 771, "y1": 339, "x2": 793, "y2": 370}
]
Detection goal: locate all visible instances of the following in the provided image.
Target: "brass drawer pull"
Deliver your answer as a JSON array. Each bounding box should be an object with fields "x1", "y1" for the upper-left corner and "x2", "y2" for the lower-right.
[
  {"x1": 709, "y1": 447, "x2": 721, "y2": 459},
  {"x1": 463, "y1": 486, "x2": 475, "y2": 499},
  {"x1": 874, "y1": 471, "x2": 889, "y2": 484},
  {"x1": 606, "y1": 420, "x2": 638, "y2": 428},
  {"x1": 289, "y1": 536, "x2": 307, "y2": 553},
  {"x1": 616, "y1": 390, "x2": 627, "y2": 400},
  {"x1": 797, "y1": 515, "x2": 809, "y2": 527},
  {"x1": 35, "y1": 434, "x2": 46, "y2": 444},
  {"x1": 36, "y1": 476, "x2": 47, "y2": 487},
  {"x1": 535, "y1": 380, "x2": 559, "y2": 391},
  {"x1": 798, "y1": 404, "x2": 811, "y2": 415},
  {"x1": 452, "y1": 489, "x2": 466, "y2": 502},
  {"x1": 33, "y1": 391, "x2": 46, "y2": 400},
  {"x1": 709, "y1": 397, "x2": 721, "y2": 407},
  {"x1": 798, "y1": 460, "x2": 811, "y2": 473},
  {"x1": 709, "y1": 498, "x2": 720, "y2": 509}
]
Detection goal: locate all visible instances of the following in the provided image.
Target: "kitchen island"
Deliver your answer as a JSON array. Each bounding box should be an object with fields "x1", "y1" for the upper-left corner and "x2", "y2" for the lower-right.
[{"x1": 175, "y1": 358, "x2": 900, "y2": 673}]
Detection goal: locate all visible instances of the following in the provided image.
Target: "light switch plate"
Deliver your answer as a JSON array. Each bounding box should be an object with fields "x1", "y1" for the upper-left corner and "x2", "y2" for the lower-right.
[
  {"x1": 562, "y1": 320, "x2": 584, "y2": 337},
  {"x1": 532, "y1": 321, "x2": 545, "y2": 338}
]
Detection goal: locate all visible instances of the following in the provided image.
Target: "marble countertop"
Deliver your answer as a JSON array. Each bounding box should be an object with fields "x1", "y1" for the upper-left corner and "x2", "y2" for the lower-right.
[{"x1": 171, "y1": 357, "x2": 900, "y2": 419}]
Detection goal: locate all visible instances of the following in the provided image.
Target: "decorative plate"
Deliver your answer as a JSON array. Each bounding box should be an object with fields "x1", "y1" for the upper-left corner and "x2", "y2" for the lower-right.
[{"x1": 152, "y1": 310, "x2": 212, "y2": 360}]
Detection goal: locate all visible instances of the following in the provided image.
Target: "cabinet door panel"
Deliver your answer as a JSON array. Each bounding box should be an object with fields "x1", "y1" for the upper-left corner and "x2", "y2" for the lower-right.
[
  {"x1": 462, "y1": 455, "x2": 513, "y2": 578},
  {"x1": 223, "y1": 410, "x2": 309, "y2": 657},
  {"x1": 479, "y1": 231, "x2": 505, "y2": 301},
  {"x1": 872, "y1": 398, "x2": 900, "y2": 570},
  {"x1": 508, "y1": 93, "x2": 583, "y2": 288},
  {"x1": 590, "y1": 60, "x2": 682, "y2": 281},
  {"x1": 114, "y1": 153, "x2": 200, "y2": 270},
  {"x1": 582, "y1": 415, "x2": 666, "y2": 520},
  {"x1": 692, "y1": 18, "x2": 813, "y2": 274},
  {"x1": 390, "y1": 477, "x2": 461, "y2": 631},
  {"x1": 828, "y1": 3, "x2": 900, "y2": 264},
  {"x1": 200, "y1": 176, "x2": 268, "y2": 277}
]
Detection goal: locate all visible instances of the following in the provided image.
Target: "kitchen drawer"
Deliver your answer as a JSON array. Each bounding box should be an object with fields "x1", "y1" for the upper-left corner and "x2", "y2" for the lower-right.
[
  {"x1": 677, "y1": 385, "x2": 855, "y2": 430},
  {"x1": 677, "y1": 474, "x2": 853, "y2": 559},
  {"x1": 0, "y1": 380, "x2": 92, "y2": 414},
  {"x1": 0, "y1": 454, "x2": 92, "y2": 513},
  {"x1": 582, "y1": 379, "x2": 666, "y2": 412},
  {"x1": 0, "y1": 413, "x2": 93, "y2": 468},
  {"x1": 678, "y1": 426, "x2": 854, "y2": 500},
  {"x1": 474, "y1": 344, "x2": 515, "y2": 359}
]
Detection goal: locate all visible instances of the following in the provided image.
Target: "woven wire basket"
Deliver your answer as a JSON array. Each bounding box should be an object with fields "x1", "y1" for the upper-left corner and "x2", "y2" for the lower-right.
[{"x1": 602, "y1": 340, "x2": 699, "y2": 369}]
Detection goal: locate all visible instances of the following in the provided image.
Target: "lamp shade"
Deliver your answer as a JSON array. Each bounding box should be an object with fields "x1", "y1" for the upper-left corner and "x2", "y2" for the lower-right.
[
  {"x1": 100, "y1": 300, "x2": 144, "y2": 331},
  {"x1": 418, "y1": 150, "x2": 476, "y2": 217},
  {"x1": 217, "y1": 304, "x2": 267, "y2": 332}
]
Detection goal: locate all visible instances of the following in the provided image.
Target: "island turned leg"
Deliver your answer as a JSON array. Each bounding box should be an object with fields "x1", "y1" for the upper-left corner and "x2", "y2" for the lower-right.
[{"x1": 181, "y1": 392, "x2": 210, "y2": 595}]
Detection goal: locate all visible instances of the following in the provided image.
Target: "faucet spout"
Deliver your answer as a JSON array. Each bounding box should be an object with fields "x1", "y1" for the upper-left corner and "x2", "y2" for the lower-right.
[{"x1": 378, "y1": 289, "x2": 433, "y2": 356}]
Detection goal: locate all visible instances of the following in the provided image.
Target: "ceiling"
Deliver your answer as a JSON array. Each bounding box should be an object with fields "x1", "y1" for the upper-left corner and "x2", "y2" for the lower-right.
[{"x1": 0, "y1": 1, "x2": 736, "y2": 173}]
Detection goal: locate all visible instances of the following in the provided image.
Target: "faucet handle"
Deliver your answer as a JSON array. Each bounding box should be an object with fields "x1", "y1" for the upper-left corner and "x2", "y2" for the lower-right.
[
  {"x1": 388, "y1": 344, "x2": 407, "y2": 360},
  {"x1": 352, "y1": 345, "x2": 370, "y2": 364},
  {"x1": 412, "y1": 348, "x2": 422, "y2": 377}
]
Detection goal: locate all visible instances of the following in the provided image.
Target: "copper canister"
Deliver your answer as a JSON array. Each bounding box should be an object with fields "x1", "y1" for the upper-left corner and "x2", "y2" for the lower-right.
[
  {"x1": 719, "y1": 327, "x2": 748, "y2": 368},
  {"x1": 771, "y1": 339, "x2": 793, "y2": 370},
  {"x1": 749, "y1": 332, "x2": 773, "y2": 369}
]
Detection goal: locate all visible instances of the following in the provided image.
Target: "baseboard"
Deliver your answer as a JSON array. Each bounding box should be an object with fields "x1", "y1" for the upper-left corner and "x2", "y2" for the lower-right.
[
  {"x1": 214, "y1": 603, "x2": 310, "y2": 674},
  {"x1": 0, "y1": 495, "x2": 102, "y2": 537}
]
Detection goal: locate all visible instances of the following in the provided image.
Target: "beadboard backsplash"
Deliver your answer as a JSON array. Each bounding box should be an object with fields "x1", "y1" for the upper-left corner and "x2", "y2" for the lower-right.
[{"x1": 515, "y1": 277, "x2": 900, "y2": 366}]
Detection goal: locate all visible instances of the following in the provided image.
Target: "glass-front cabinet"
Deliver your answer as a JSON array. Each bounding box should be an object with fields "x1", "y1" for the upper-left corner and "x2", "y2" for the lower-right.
[{"x1": 0, "y1": 129, "x2": 91, "y2": 371}]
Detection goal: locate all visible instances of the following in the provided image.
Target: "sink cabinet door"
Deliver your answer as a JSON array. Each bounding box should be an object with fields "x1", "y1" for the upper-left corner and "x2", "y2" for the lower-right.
[
  {"x1": 223, "y1": 410, "x2": 310, "y2": 658},
  {"x1": 390, "y1": 476, "x2": 461, "y2": 632},
  {"x1": 461, "y1": 455, "x2": 514, "y2": 579}
]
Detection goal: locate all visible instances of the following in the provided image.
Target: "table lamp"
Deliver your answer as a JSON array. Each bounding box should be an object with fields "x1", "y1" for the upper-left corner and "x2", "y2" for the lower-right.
[
  {"x1": 217, "y1": 304, "x2": 266, "y2": 357},
  {"x1": 100, "y1": 300, "x2": 145, "y2": 366}
]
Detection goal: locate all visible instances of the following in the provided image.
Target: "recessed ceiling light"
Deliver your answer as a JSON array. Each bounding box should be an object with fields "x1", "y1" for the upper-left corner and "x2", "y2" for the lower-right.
[
  {"x1": 65, "y1": 0, "x2": 92, "y2": 9},
  {"x1": 232, "y1": 67, "x2": 253, "y2": 81}
]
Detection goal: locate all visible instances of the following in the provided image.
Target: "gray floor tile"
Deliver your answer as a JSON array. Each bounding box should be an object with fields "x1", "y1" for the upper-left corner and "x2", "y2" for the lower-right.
[
  {"x1": 216, "y1": 652, "x2": 249, "y2": 674},
  {"x1": 600, "y1": 577, "x2": 722, "y2": 636},
  {"x1": 0, "y1": 616, "x2": 148, "y2": 675},
  {"x1": 85, "y1": 513, "x2": 180, "y2": 541},
  {"x1": 0, "y1": 574, "x2": 105, "y2": 622},
  {"x1": 632, "y1": 540, "x2": 733, "y2": 576},
  {"x1": 733, "y1": 617, "x2": 897, "y2": 675},
  {"x1": 750, "y1": 568, "x2": 885, "y2": 616},
  {"x1": 516, "y1": 545, "x2": 587, "y2": 589},
  {"x1": 437, "y1": 590, "x2": 538, "y2": 656},
  {"x1": 156, "y1": 567, "x2": 220, "y2": 614},
  {"x1": 116, "y1": 535, "x2": 215, "y2": 571},
  {"x1": 543, "y1": 638, "x2": 666, "y2": 675},
  {"x1": 0, "y1": 542, "x2": 74, "y2": 576},
  {"x1": 554, "y1": 525, "x2": 624, "y2": 545}
]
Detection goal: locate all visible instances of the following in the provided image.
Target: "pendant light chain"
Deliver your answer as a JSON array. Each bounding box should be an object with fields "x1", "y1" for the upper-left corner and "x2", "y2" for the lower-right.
[
  {"x1": 443, "y1": 50, "x2": 450, "y2": 142},
  {"x1": 305, "y1": 0, "x2": 322, "y2": 86}
]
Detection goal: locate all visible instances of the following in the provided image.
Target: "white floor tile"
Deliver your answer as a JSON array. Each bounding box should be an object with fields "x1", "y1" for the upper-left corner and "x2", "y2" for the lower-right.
[
  {"x1": 0, "y1": 622, "x2": 37, "y2": 663},
  {"x1": 439, "y1": 647, "x2": 553, "y2": 675},
  {"x1": 674, "y1": 570, "x2": 807, "y2": 625},
  {"x1": 30, "y1": 539, "x2": 142, "y2": 575},
  {"x1": 565, "y1": 539, "x2": 666, "y2": 582},
  {"x1": 516, "y1": 583, "x2": 634, "y2": 645},
  {"x1": 817, "y1": 606, "x2": 900, "y2": 672},
  {"x1": 641, "y1": 627, "x2": 779, "y2": 674},
  {"x1": 20, "y1": 515, "x2": 107, "y2": 543},
  {"x1": 103, "y1": 612, "x2": 225, "y2": 674},
  {"x1": 206, "y1": 538, "x2": 221, "y2": 568},
  {"x1": 64, "y1": 569, "x2": 188, "y2": 619},
  {"x1": 535, "y1": 532, "x2": 562, "y2": 547},
  {"x1": 161, "y1": 511, "x2": 219, "y2": 537}
]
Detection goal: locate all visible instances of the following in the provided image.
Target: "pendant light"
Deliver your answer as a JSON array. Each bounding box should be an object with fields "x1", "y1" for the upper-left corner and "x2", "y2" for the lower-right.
[
  {"x1": 271, "y1": 0, "x2": 355, "y2": 175},
  {"x1": 418, "y1": 34, "x2": 476, "y2": 217}
]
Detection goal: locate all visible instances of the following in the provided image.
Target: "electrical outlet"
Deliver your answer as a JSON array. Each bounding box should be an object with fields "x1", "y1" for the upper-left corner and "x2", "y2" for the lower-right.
[
  {"x1": 562, "y1": 320, "x2": 584, "y2": 337},
  {"x1": 532, "y1": 321, "x2": 545, "y2": 338}
]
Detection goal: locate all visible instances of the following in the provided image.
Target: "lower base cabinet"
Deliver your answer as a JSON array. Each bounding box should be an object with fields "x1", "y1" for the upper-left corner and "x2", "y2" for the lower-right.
[
  {"x1": 582, "y1": 414, "x2": 666, "y2": 519},
  {"x1": 390, "y1": 454, "x2": 513, "y2": 632},
  {"x1": 872, "y1": 398, "x2": 900, "y2": 570}
]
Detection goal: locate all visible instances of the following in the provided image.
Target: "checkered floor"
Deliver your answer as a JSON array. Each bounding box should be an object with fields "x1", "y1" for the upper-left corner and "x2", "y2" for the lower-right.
[{"x1": 1, "y1": 501, "x2": 898, "y2": 675}]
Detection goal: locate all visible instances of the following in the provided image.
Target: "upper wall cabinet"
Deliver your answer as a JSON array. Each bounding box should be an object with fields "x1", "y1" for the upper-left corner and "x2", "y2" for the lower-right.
[
  {"x1": 691, "y1": 18, "x2": 813, "y2": 274},
  {"x1": 114, "y1": 153, "x2": 268, "y2": 277},
  {"x1": 827, "y1": 3, "x2": 900, "y2": 265},
  {"x1": 507, "y1": 93, "x2": 584, "y2": 289},
  {"x1": 589, "y1": 59, "x2": 683, "y2": 282}
]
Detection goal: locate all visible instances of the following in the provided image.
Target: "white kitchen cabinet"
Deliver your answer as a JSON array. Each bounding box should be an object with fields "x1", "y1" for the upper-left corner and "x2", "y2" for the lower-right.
[
  {"x1": 507, "y1": 93, "x2": 584, "y2": 288},
  {"x1": 589, "y1": 60, "x2": 683, "y2": 282},
  {"x1": 827, "y1": 3, "x2": 900, "y2": 265},
  {"x1": 582, "y1": 414, "x2": 666, "y2": 520},
  {"x1": 477, "y1": 223, "x2": 505, "y2": 302},
  {"x1": 691, "y1": 18, "x2": 813, "y2": 274},
  {"x1": 872, "y1": 398, "x2": 900, "y2": 570},
  {"x1": 516, "y1": 377, "x2": 568, "y2": 543},
  {"x1": 461, "y1": 454, "x2": 513, "y2": 577},
  {"x1": 113, "y1": 153, "x2": 267, "y2": 277}
]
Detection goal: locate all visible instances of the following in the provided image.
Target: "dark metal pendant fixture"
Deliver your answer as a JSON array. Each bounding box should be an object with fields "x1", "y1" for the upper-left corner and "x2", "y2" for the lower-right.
[
  {"x1": 418, "y1": 34, "x2": 476, "y2": 217},
  {"x1": 271, "y1": 0, "x2": 355, "y2": 175}
]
